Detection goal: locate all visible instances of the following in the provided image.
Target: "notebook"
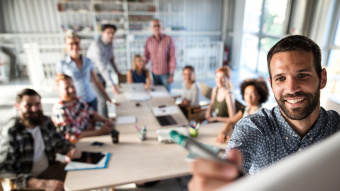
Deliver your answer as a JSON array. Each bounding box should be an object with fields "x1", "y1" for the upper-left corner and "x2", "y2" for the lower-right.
[{"x1": 156, "y1": 115, "x2": 177, "y2": 126}]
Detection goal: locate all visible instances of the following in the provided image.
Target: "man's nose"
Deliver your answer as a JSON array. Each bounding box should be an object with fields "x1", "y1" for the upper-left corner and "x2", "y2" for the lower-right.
[{"x1": 286, "y1": 77, "x2": 301, "y2": 94}]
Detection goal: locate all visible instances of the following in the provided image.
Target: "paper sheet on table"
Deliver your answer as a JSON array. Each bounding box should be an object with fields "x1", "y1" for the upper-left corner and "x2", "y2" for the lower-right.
[
  {"x1": 156, "y1": 127, "x2": 189, "y2": 143},
  {"x1": 150, "y1": 91, "x2": 168, "y2": 97},
  {"x1": 152, "y1": 106, "x2": 179, "y2": 116},
  {"x1": 124, "y1": 92, "x2": 151, "y2": 101},
  {"x1": 117, "y1": 116, "x2": 137, "y2": 124}
]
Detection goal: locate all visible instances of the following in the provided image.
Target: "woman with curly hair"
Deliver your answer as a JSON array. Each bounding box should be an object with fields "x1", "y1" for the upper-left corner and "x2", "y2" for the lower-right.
[{"x1": 215, "y1": 77, "x2": 269, "y2": 143}]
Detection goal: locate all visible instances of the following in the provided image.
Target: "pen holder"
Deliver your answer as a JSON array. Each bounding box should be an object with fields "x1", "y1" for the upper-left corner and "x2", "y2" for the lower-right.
[
  {"x1": 138, "y1": 130, "x2": 147, "y2": 141},
  {"x1": 189, "y1": 127, "x2": 199, "y2": 138}
]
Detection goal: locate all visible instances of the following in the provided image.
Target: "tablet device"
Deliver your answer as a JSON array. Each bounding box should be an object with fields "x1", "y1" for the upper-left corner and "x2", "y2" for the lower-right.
[{"x1": 72, "y1": 152, "x2": 105, "y2": 164}]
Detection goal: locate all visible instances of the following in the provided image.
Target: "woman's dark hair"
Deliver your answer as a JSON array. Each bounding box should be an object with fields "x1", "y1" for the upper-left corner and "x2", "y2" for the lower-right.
[
  {"x1": 183, "y1": 65, "x2": 194, "y2": 72},
  {"x1": 240, "y1": 78, "x2": 269, "y2": 104}
]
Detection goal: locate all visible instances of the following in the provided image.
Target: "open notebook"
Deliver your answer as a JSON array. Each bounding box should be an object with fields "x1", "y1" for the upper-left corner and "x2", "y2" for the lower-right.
[{"x1": 65, "y1": 151, "x2": 110, "y2": 171}]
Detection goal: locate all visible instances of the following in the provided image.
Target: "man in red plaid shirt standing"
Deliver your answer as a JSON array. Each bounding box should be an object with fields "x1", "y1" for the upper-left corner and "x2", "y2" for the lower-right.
[{"x1": 144, "y1": 19, "x2": 176, "y2": 93}]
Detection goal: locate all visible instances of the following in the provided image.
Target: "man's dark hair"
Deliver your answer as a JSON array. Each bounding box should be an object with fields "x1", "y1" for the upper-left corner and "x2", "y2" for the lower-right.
[
  {"x1": 183, "y1": 65, "x2": 195, "y2": 72},
  {"x1": 101, "y1": 24, "x2": 117, "y2": 32},
  {"x1": 240, "y1": 78, "x2": 269, "y2": 104},
  {"x1": 16, "y1": 88, "x2": 41, "y2": 103},
  {"x1": 267, "y1": 35, "x2": 322, "y2": 81}
]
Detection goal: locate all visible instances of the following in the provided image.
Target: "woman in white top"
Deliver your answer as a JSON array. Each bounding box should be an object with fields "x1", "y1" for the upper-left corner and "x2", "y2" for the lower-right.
[
  {"x1": 215, "y1": 77, "x2": 269, "y2": 143},
  {"x1": 178, "y1": 66, "x2": 199, "y2": 118}
]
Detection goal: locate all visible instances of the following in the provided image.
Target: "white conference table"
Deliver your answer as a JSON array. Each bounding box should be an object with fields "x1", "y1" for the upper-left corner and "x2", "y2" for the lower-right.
[{"x1": 64, "y1": 86, "x2": 227, "y2": 191}]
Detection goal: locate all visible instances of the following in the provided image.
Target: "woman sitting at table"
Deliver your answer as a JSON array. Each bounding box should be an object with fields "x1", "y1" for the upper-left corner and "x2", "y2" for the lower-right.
[
  {"x1": 127, "y1": 54, "x2": 152, "y2": 90},
  {"x1": 178, "y1": 65, "x2": 200, "y2": 118},
  {"x1": 56, "y1": 30, "x2": 112, "y2": 110},
  {"x1": 215, "y1": 77, "x2": 269, "y2": 143},
  {"x1": 205, "y1": 66, "x2": 236, "y2": 122}
]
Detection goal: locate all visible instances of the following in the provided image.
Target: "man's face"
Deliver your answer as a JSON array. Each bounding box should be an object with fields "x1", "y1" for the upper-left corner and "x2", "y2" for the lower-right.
[
  {"x1": 57, "y1": 79, "x2": 77, "y2": 102},
  {"x1": 65, "y1": 37, "x2": 81, "y2": 56},
  {"x1": 101, "y1": 28, "x2": 115, "y2": 44},
  {"x1": 269, "y1": 51, "x2": 327, "y2": 120},
  {"x1": 15, "y1": 95, "x2": 44, "y2": 127},
  {"x1": 151, "y1": 20, "x2": 162, "y2": 36}
]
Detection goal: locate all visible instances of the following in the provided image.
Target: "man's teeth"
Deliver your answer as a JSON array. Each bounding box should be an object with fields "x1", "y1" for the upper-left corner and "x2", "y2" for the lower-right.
[{"x1": 286, "y1": 98, "x2": 304, "y2": 104}]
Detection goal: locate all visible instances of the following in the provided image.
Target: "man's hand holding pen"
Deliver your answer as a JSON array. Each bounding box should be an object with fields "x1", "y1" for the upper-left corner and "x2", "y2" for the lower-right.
[{"x1": 188, "y1": 149, "x2": 244, "y2": 191}]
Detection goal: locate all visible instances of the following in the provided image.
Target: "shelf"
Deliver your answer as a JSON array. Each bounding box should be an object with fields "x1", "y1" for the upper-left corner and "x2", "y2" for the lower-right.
[
  {"x1": 93, "y1": 0, "x2": 123, "y2": 5},
  {"x1": 127, "y1": 2, "x2": 155, "y2": 6},
  {"x1": 128, "y1": 11, "x2": 157, "y2": 15},
  {"x1": 57, "y1": 0, "x2": 90, "y2": 4},
  {"x1": 95, "y1": 11, "x2": 125, "y2": 15},
  {"x1": 59, "y1": 11, "x2": 92, "y2": 14}
]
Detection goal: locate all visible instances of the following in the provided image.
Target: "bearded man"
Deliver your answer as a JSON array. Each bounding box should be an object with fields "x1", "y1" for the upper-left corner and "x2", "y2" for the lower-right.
[
  {"x1": 188, "y1": 35, "x2": 340, "y2": 191},
  {"x1": 0, "y1": 88, "x2": 81, "y2": 191}
]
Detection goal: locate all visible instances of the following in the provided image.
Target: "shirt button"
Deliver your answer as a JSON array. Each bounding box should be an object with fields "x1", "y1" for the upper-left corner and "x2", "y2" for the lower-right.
[
  {"x1": 294, "y1": 134, "x2": 298, "y2": 137},
  {"x1": 310, "y1": 138, "x2": 313, "y2": 140},
  {"x1": 286, "y1": 137, "x2": 288, "y2": 140},
  {"x1": 298, "y1": 148, "x2": 302, "y2": 152}
]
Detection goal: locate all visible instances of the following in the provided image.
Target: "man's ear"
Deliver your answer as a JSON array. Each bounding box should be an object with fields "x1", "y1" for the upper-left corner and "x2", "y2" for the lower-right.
[
  {"x1": 14, "y1": 103, "x2": 20, "y2": 109},
  {"x1": 320, "y1": 68, "x2": 327, "y2": 89},
  {"x1": 268, "y1": 77, "x2": 272, "y2": 88}
]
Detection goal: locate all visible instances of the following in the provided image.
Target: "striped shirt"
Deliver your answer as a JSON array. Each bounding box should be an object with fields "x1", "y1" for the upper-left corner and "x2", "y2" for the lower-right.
[
  {"x1": 87, "y1": 39, "x2": 116, "y2": 86},
  {"x1": 52, "y1": 97, "x2": 95, "y2": 143},
  {"x1": 144, "y1": 33, "x2": 176, "y2": 75}
]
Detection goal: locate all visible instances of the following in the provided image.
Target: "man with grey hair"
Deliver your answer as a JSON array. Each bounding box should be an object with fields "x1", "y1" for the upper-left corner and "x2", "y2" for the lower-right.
[{"x1": 144, "y1": 19, "x2": 176, "y2": 92}]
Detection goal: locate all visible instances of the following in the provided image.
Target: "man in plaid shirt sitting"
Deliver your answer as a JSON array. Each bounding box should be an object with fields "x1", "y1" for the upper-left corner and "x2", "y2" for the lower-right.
[
  {"x1": 0, "y1": 88, "x2": 81, "y2": 191},
  {"x1": 52, "y1": 74, "x2": 113, "y2": 143}
]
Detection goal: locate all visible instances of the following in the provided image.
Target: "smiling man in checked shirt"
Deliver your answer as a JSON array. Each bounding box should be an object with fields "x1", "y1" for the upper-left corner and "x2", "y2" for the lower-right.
[
  {"x1": 144, "y1": 19, "x2": 177, "y2": 93},
  {"x1": 188, "y1": 35, "x2": 340, "y2": 191}
]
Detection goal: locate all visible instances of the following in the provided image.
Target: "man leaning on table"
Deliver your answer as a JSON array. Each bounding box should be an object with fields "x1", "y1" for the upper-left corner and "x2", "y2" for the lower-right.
[
  {"x1": 87, "y1": 24, "x2": 122, "y2": 118},
  {"x1": 0, "y1": 88, "x2": 81, "y2": 191},
  {"x1": 52, "y1": 74, "x2": 113, "y2": 143},
  {"x1": 144, "y1": 19, "x2": 176, "y2": 92},
  {"x1": 189, "y1": 35, "x2": 340, "y2": 191}
]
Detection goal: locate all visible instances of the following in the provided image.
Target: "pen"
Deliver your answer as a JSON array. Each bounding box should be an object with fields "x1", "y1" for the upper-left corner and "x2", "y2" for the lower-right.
[
  {"x1": 169, "y1": 130, "x2": 245, "y2": 178},
  {"x1": 134, "y1": 124, "x2": 139, "y2": 131}
]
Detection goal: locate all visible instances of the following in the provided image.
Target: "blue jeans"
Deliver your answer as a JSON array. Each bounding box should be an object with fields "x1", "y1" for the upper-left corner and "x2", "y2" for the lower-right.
[
  {"x1": 87, "y1": 98, "x2": 98, "y2": 111},
  {"x1": 152, "y1": 73, "x2": 172, "y2": 93}
]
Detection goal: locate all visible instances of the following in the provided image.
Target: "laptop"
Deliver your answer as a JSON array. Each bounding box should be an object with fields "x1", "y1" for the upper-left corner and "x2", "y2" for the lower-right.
[
  {"x1": 120, "y1": 83, "x2": 145, "y2": 93},
  {"x1": 155, "y1": 115, "x2": 177, "y2": 126}
]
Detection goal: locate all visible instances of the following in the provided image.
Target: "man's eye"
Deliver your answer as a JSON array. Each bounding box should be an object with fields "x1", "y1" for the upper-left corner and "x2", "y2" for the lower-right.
[
  {"x1": 298, "y1": 74, "x2": 308, "y2": 78},
  {"x1": 276, "y1": 77, "x2": 285, "y2": 81}
]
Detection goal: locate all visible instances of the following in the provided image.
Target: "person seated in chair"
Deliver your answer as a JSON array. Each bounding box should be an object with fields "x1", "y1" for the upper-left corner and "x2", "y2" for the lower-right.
[
  {"x1": 127, "y1": 54, "x2": 152, "y2": 90},
  {"x1": 205, "y1": 66, "x2": 236, "y2": 122},
  {"x1": 52, "y1": 74, "x2": 113, "y2": 143},
  {"x1": 215, "y1": 77, "x2": 269, "y2": 143},
  {"x1": 0, "y1": 88, "x2": 81, "y2": 191},
  {"x1": 178, "y1": 65, "x2": 200, "y2": 118}
]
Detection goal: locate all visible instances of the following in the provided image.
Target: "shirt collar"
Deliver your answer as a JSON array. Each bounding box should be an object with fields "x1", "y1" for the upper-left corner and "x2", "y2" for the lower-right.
[
  {"x1": 65, "y1": 55, "x2": 84, "y2": 64},
  {"x1": 152, "y1": 33, "x2": 165, "y2": 40},
  {"x1": 275, "y1": 106, "x2": 325, "y2": 140}
]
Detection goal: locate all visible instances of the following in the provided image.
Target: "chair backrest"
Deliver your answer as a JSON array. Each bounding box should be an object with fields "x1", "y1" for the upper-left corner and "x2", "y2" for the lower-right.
[
  {"x1": 199, "y1": 82, "x2": 212, "y2": 100},
  {"x1": 118, "y1": 74, "x2": 127, "y2": 85}
]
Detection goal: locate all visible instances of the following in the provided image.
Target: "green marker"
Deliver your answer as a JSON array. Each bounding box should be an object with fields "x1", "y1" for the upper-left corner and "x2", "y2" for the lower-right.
[{"x1": 169, "y1": 130, "x2": 245, "y2": 177}]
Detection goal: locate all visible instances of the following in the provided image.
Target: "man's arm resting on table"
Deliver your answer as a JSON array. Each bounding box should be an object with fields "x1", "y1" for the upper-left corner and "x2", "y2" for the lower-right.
[{"x1": 27, "y1": 178, "x2": 64, "y2": 191}]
